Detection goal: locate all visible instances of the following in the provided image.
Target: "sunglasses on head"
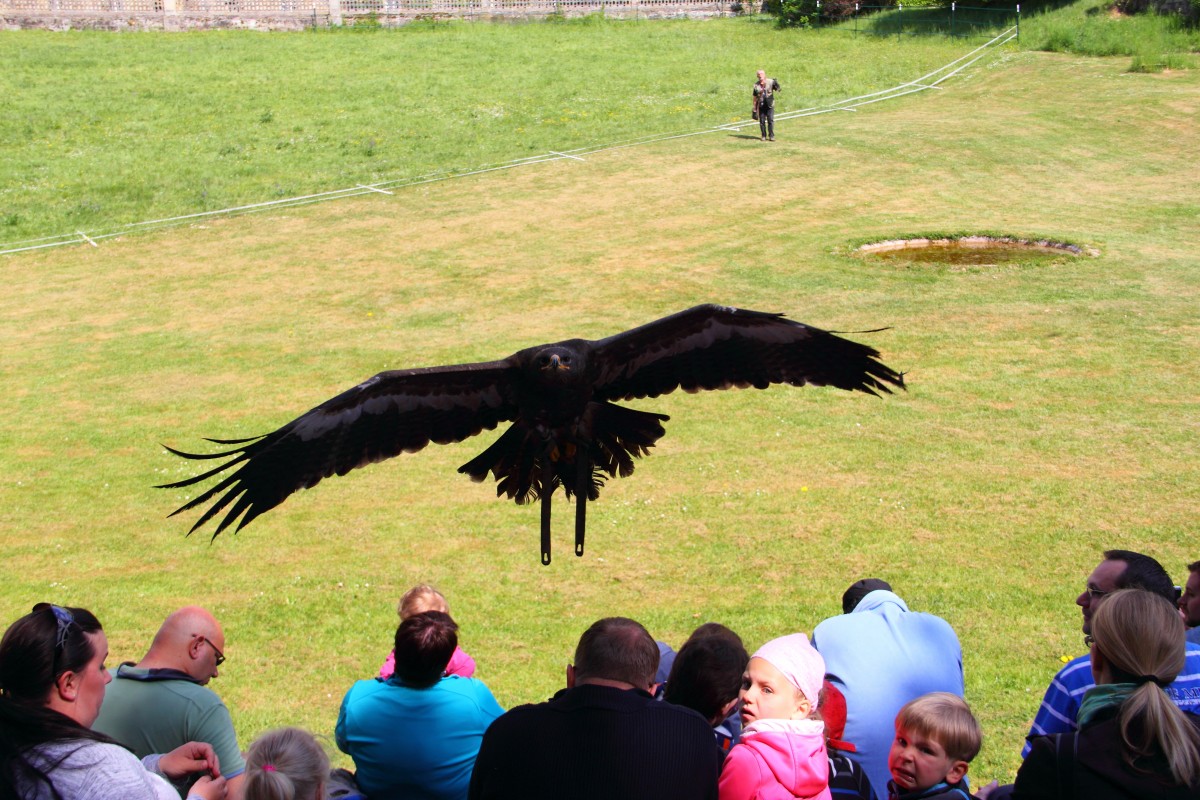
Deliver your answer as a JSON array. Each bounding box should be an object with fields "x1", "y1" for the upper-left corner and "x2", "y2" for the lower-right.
[{"x1": 32, "y1": 603, "x2": 76, "y2": 653}]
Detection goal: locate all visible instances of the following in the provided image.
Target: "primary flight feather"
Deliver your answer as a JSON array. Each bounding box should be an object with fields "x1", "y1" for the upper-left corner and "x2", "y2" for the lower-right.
[{"x1": 159, "y1": 304, "x2": 904, "y2": 563}]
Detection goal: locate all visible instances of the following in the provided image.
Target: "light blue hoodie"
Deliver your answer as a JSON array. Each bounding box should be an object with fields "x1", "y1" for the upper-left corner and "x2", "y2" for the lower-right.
[{"x1": 812, "y1": 591, "x2": 964, "y2": 795}]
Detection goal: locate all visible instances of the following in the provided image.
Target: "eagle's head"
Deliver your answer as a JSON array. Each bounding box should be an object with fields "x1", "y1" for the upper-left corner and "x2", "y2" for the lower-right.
[
  {"x1": 535, "y1": 346, "x2": 575, "y2": 371},
  {"x1": 527, "y1": 344, "x2": 588, "y2": 387}
]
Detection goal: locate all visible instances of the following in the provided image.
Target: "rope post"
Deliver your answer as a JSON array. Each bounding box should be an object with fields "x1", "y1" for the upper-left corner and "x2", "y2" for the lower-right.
[
  {"x1": 815, "y1": 0, "x2": 819, "y2": 28},
  {"x1": 1016, "y1": 4, "x2": 1020, "y2": 42},
  {"x1": 897, "y1": 2, "x2": 902, "y2": 38},
  {"x1": 854, "y1": 2, "x2": 858, "y2": 37},
  {"x1": 950, "y1": 1, "x2": 954, "y2": 37}
]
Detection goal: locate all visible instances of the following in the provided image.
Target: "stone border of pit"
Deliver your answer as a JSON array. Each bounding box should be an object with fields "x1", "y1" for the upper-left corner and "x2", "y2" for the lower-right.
[{"x1": 856, "y1": 236, "x2": 1098, "y2": 256}]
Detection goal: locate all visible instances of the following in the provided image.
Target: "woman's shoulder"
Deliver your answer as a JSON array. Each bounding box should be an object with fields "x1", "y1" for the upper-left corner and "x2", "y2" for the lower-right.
[
  {"x1": 33, "y1": 739, "x2": 128, "y2": 767},
  {"x1": 28, "y1": 740, "x2": 176, "y2": 800}
]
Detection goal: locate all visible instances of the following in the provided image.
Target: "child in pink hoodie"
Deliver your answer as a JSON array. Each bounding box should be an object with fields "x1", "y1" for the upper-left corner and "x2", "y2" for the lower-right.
[{"x1": 719, "y1": 633, "x2": 832, "y2": 800}]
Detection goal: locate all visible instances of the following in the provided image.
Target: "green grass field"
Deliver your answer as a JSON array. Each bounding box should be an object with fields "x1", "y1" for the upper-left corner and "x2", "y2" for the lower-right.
[
  {"x1": 2, "y1": 9, "x2": 1199, "y2": 786},
  {"x1": 0, "y1": 19, "x2": 975, "y2": 244}
]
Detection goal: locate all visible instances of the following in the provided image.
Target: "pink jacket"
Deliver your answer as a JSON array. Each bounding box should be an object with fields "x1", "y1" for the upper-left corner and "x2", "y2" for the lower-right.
[
  {"x1": 378, "y1": 645, "x2": 476, "y2": 680},
  {"x1": 719, "y1": 720, "x2": 832, "y2": 800}
]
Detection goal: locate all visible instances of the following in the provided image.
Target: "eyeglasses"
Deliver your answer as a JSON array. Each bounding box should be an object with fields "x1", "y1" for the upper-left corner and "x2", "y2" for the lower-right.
[
  {"x1": 1084, "y1": 586, "x2": 1111, "y2": 600},
  {"x1": 196, "y1": 636, "x2": 226, "y2": 667},
  {"x1": 1084, "y1": 634, "x2": 1095, "y2": 648}
]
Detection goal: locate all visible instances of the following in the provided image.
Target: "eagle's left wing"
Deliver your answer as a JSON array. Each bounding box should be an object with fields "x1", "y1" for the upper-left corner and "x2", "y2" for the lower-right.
[{"x1": 588, "y1": 304, "x2": 904, "y2": 401}]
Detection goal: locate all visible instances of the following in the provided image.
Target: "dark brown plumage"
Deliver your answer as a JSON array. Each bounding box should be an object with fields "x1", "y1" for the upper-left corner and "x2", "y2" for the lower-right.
[{"x1": 159, "y1": 304, "x2": 904, "y2": 563}]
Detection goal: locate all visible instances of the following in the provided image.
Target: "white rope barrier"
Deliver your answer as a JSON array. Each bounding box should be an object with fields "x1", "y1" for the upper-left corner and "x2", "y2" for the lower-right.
[{"x1": 0, "y1": 28, "x2": 1017, "y2": 257}]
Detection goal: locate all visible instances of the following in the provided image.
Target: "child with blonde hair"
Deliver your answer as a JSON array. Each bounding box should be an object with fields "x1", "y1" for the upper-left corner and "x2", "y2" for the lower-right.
[
  {"x1": 378, "y1": 584, "x2": 476, "y2": 680},
  {"x1": 719, "y1": 633, "x2": 832, "y2": 800},
  {"x1": 887, "y1": 693, "x2": 981, "y2": 800},
  {"x1": 244, "y1": 727, "x2": 329, "y2": 800}
]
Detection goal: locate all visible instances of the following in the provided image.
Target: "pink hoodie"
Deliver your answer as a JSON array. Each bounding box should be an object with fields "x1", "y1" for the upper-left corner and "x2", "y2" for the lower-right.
[
  {"x1": 378, "y1": 645, "x2": 476, "y2": 680},
  {"x1": 719, "y1": 720, "x2": 832, "y2": 800}
]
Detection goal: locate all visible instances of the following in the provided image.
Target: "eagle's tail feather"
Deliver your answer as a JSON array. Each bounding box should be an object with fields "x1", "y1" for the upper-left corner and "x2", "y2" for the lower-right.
[
  {"x1": 589, "y1": 403, "x2": 670, "y2": 480},
  {"x1": 458, "y1": 422, "x2": 550, "y2": 504}
]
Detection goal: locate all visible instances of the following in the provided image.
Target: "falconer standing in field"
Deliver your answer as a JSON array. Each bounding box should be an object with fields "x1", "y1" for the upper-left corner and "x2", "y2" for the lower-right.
[{"x1": 753, "y1": 69, "x2": 781, "y2": 142}]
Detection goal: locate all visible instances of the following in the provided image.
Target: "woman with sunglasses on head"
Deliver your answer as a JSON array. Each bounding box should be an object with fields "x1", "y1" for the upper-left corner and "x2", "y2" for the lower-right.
[
  {"x1": 1013, "y1": 588, "x2": 1200, "y2": 799},
  {"x1": 0, "y1": 603, "x2": 227, "y2": 800}
]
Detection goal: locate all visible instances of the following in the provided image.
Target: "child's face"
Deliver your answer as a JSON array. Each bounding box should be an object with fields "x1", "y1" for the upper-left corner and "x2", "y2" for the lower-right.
[
  {"x1": 888, "y1": 724, "x2": 968, "y2": 793},
  {"x1": 739, "y1": 657, "x2": 810, "y2": 726}
]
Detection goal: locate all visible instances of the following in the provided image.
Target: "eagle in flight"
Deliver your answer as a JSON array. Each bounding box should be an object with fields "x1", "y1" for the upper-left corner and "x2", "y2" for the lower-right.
[{"x1": 160, "y1": 304, "x2": 904, "y2": 564}]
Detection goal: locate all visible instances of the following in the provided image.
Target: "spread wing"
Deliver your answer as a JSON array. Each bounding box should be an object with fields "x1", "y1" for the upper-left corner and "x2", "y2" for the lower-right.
[
  {"x1": 158, "y1": 360, "x2": 519, "y2": 539},
  {"x1": 588, "y1": 304, "x2": 904, "y2": 400}
]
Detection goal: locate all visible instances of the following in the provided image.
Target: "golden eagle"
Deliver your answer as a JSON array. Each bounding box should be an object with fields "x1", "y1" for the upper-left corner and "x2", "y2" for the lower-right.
[{"x1": 160, "y1": 304, "x2": 904, "y2": 563}]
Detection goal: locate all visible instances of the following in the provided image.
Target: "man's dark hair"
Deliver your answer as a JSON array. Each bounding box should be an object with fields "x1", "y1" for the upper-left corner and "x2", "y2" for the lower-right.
[
  {"x1": 842, "y1": 578, "x2": 892, "y2": 614},
  {"x1": 664, "y1": 636, "x2": 749, "y2": 723},
  {"x1": 1104, "y1": 549, "x2": 1176, "y2": 604},
  {"x1": 393, "y1": 611, "x2": 457, "y2": 688},
  {"x1": 573, "y1": 617, "x2": 659, "y2": 689}
]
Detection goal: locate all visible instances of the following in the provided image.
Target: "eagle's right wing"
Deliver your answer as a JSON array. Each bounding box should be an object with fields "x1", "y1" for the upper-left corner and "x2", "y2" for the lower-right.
[{"x1": 158, "y1": 360, "x2": 519, "y2": 539}]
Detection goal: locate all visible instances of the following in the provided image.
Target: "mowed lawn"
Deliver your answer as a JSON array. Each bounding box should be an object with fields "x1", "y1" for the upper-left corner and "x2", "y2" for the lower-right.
[
  {"x1": 0, "y1": 20, "x2": 973, "y2": 244},
  {"x1": 1, "y1": 33, "x2": 1199, "y2": 784}
]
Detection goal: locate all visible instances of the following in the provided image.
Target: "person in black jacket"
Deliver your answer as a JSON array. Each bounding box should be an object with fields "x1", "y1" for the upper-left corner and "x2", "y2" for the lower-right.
[
  {"x1": 468, "y1": 617, "x2": 718, "y2": 800},
  {"x1": 1013, "y1": 589, "x2": 1200, "y2": 799}
]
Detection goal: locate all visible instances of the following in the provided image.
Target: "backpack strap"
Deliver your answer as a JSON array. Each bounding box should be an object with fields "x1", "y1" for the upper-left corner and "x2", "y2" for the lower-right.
[{"x1": 1053, "y1": 733, "x2": 1077, "y2": 800}]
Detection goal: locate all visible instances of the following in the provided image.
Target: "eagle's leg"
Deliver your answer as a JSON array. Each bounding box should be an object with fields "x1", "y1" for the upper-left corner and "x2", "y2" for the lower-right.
[
  {"x1": 575, "y1": 455, "x2": 589, "y2": 557},
  {"x1": 540, "y1": 452, "x2": 553, "y2": 566}
]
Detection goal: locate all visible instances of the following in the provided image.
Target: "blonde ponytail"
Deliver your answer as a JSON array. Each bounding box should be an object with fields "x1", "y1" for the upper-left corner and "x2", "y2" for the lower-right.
[{"x1": 1091, "y1": 589, "x2": 1200, "y2": 787}]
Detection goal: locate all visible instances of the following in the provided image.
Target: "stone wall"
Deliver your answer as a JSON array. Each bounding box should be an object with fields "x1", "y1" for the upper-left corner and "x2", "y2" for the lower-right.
[{"x1": 2, "y1": 0, "x2": 748, "y2": 29}]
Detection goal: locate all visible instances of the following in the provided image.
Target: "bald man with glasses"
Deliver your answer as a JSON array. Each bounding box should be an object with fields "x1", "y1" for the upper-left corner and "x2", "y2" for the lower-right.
[{"x1": 94, "y1": 606, "x2": 246, "y2": 800}]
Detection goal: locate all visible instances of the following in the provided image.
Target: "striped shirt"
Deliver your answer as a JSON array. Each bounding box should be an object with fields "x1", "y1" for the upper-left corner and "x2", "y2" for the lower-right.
[{"x1": 1021, "y1": 640, "x2": 1200, "y2": 757}]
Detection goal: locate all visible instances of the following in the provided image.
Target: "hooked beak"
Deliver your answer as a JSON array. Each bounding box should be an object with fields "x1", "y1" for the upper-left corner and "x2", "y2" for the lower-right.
[{"x1": 544, "y1": 354, "x2": 570, "y2": 372}]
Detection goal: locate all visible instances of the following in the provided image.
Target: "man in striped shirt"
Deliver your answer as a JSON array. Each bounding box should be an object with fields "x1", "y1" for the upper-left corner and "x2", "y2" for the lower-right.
[{"x1": 1021, "y1": 549, "x2": 1200, "y2": 757}]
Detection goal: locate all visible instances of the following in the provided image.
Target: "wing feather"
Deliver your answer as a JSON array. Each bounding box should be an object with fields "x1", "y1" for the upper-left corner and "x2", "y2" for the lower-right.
[
  {"x1": 589, "y1": 304, "x2": 904, "y2": 400},
  {"x1": 158, "y1": 360, "x2": 519, "y2": 538}
]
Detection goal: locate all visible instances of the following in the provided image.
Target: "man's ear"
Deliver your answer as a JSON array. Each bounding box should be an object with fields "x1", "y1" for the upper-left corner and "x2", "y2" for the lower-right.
[
  {"x1": 946, "y1": 760, "x2": 970, "y2": 785},
  {"x1": 566, "y1": 664, "x2": 576, "y2": 689}
]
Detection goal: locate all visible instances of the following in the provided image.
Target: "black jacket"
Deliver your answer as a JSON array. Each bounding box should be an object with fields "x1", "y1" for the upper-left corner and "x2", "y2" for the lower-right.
[
  {"x1": 1013, "y1": 705, "x2": 1200, "y2": 800},
  {"x1": 468, "y1": 683, "x2": 718, "y2": 800}
]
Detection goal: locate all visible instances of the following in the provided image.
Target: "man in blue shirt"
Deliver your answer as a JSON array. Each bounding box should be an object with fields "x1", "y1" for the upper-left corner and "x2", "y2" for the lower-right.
[
  {"x1": 337, "y1": 612, "x2": 503, "y2": 800},
  {"x1": 812, "y1": 579, "x2": 964, "y2": 795},
  {"x1": 1022, "y1": 549, "x2": 1200, "y2": 757}
]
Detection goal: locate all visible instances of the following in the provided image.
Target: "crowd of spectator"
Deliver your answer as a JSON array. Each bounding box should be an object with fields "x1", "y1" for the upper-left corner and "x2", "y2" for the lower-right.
[{"x1": 2, "y1": 552, "x2": 1199, "y2": 800}]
